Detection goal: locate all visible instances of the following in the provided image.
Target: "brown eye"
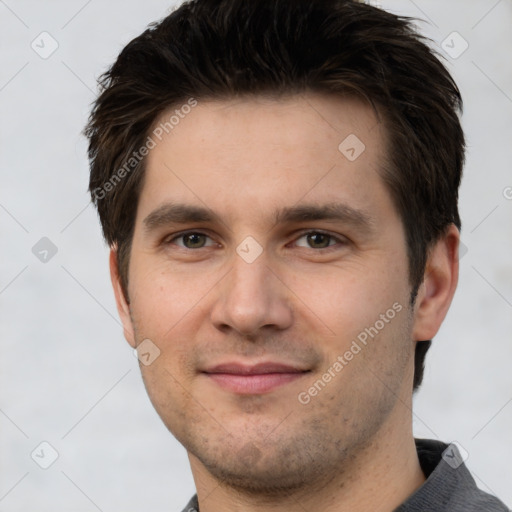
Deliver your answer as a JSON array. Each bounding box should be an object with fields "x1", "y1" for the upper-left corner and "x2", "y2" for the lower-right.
[
  {"x1": 182, "y1": 233, "x2": 207, "y2": 248},
  {"x1": 306, "y1": 232, "x2": 332, "y2": 248},
  {"x1": 295, "y1": 231, "x2": 338, "y2": 249},
  {"x1": 169, "y1": 232, "x2": 214, "y2": 249}
]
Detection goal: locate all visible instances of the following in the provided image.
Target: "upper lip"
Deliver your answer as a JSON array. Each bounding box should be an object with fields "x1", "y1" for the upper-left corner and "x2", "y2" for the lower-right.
[{"x1": 202, "y1": 362, "x2": 309, "y2": 375}]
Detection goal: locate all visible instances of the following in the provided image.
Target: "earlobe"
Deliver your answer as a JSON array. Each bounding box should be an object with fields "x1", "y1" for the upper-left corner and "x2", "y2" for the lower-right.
[
  {"x1": 109, "y1": 248, "x2": 136, "y2": 348},
  {"x1": 412, "y1": 224, "x2": 460, "y2": 342}
]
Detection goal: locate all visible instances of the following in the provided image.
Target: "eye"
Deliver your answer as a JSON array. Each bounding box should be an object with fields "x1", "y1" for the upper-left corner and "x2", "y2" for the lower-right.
[
  {"x1": 294, "y1": 231, "x2": 342, "y2": 249},
  {"x1": 168, "y1": 232, "x2": 216, "y2": 249}
]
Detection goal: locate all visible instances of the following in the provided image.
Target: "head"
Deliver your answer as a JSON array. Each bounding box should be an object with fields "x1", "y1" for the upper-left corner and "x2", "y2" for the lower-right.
[{"x1": 85, "y1": 0, "x2": 464, "y2": 497}]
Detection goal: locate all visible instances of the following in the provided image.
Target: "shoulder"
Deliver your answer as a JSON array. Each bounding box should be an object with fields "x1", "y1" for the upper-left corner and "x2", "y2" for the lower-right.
[
  {"x1": 397, "y1": 439, "x2": 510, "y2": 511},
  {"x1": 179, "y1": 495, "x2": 199, "y2": 512}
]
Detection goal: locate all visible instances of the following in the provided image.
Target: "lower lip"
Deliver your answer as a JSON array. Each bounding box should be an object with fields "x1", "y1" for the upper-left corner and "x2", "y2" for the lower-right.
[{"x1": 205, "y1": 372, "x2": 306, "y2": 394}]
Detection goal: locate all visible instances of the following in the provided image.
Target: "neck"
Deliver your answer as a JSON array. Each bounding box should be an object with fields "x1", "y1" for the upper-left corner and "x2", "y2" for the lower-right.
[{"x1": 188, "y1": 409, "x2": 425, "y2": 512}]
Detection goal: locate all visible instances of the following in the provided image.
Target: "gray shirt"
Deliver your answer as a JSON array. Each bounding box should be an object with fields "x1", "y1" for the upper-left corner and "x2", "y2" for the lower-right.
[{"x1": 180, "y1": 439, "x2": 509, "y2": 511}]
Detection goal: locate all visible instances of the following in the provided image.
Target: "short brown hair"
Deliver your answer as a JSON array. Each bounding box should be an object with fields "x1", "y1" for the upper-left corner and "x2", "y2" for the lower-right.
[{"x1": 85, "y1": 0, "x2": 465, "y2": 390}]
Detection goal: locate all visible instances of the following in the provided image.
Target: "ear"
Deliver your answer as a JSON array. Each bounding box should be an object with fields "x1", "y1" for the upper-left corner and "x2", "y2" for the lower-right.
[
  {"x1": 109, "y1": 248, "x2": 136, "y2": 348},
  {"x1": 412, "y1": 224, "x2": 460, "y2": 341}
]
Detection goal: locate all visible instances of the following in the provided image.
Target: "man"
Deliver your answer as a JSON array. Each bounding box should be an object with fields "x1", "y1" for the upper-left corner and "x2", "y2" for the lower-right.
[{"x1": 85, "y1": 0, "x2": 509, "y2": 510}]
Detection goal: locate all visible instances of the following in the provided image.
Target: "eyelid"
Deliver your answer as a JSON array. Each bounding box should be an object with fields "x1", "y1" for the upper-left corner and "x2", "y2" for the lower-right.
[
  {"x1": 291, "y1": 229, "x2": 348, "y2": 248},
  {"x1": 162, "y1": 228, "x2": 348, "y2": 250},
  {"x1": 164, "y1": 230, "x2": 218, "y2": 247}
]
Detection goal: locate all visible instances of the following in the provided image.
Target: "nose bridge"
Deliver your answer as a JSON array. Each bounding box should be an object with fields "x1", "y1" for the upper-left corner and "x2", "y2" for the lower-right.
[
  {"x1": 227, "y1": 251, "x2": 272, "y2": 312},
  {"x1": 211, "y1": 248, "x2": 292, "y2": 335},
  {"x1": 231, "y1": 253, "x2": 268, "y2": 299}
]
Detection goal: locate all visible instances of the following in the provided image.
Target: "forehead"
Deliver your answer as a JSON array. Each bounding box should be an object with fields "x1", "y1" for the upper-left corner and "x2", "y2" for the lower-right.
[
  {"x1": 149, "y1": 93, "x2": 383, "y2": 156},
  {"x1": 139, "y1": 94, "x2": 390, "y2": 225}
]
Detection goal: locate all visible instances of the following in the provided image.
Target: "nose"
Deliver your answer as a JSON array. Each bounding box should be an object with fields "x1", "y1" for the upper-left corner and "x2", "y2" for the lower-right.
[{"x1": 210, "y1": 251, "x2": 294, "y2": 336}]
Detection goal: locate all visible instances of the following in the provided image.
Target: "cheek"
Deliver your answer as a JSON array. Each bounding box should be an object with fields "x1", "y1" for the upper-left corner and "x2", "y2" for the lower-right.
[
  {"x1": 127, "y1": 256, "x2": 212, "y2": 337},
  {"x1": 137, "y1": 351, "x2": 198, "y2": 442},
  {"x1": 282, "y1": 258, "x2": 408, "y2": 344}
]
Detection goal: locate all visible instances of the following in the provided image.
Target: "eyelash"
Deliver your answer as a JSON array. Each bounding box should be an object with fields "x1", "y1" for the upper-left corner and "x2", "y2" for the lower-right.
[{"x1": 164, "y1": 230, "x2": 347, "y2": 251}]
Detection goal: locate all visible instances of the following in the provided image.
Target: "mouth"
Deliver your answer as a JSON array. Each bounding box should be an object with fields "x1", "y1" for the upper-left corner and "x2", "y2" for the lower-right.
[{"x1": 202, "y1": 362, "x2": 311, "y2": 394}]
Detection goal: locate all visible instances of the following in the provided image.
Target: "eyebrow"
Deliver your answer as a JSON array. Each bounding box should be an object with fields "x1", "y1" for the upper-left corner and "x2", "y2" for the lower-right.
[
  {"x1": 273, "y1": 203, "x2": 374, "y2": 231},
  {"x1": 143, "y1": 203, "x2": 220, "y2": 232},
  {"x1": 143, "y1": 201, "x2": 375, "y2": 234}
]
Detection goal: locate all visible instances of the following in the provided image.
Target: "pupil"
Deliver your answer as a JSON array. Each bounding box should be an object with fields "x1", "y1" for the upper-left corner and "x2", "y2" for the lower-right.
[
  {"x1": 186, "y1": 234, "x2": 204, "y2": 248},
  {"x1": 308, "y1": 233, "x2": 329, "y2": 248}
]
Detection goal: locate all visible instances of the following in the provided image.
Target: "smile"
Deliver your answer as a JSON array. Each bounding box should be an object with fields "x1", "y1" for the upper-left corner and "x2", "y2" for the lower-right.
[{"x1": 202, "y1": 362, "x2": 310, "y2": 394}]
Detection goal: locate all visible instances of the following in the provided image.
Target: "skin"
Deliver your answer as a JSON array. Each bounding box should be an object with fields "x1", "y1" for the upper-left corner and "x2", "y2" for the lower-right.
[{"x1": 111, "y1": 94, "x2": 459, "y2": 511}]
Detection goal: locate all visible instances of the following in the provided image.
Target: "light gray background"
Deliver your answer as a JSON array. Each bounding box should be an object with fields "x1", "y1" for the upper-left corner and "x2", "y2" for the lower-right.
[{"x1": 1, "y1": 0, "x2": 511, "y2": 510}]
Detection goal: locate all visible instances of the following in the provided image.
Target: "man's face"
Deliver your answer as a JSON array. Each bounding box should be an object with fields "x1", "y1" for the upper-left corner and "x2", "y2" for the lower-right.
[{"x1": 116, "y1": 94, "x2": 419, "y2": 491}]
